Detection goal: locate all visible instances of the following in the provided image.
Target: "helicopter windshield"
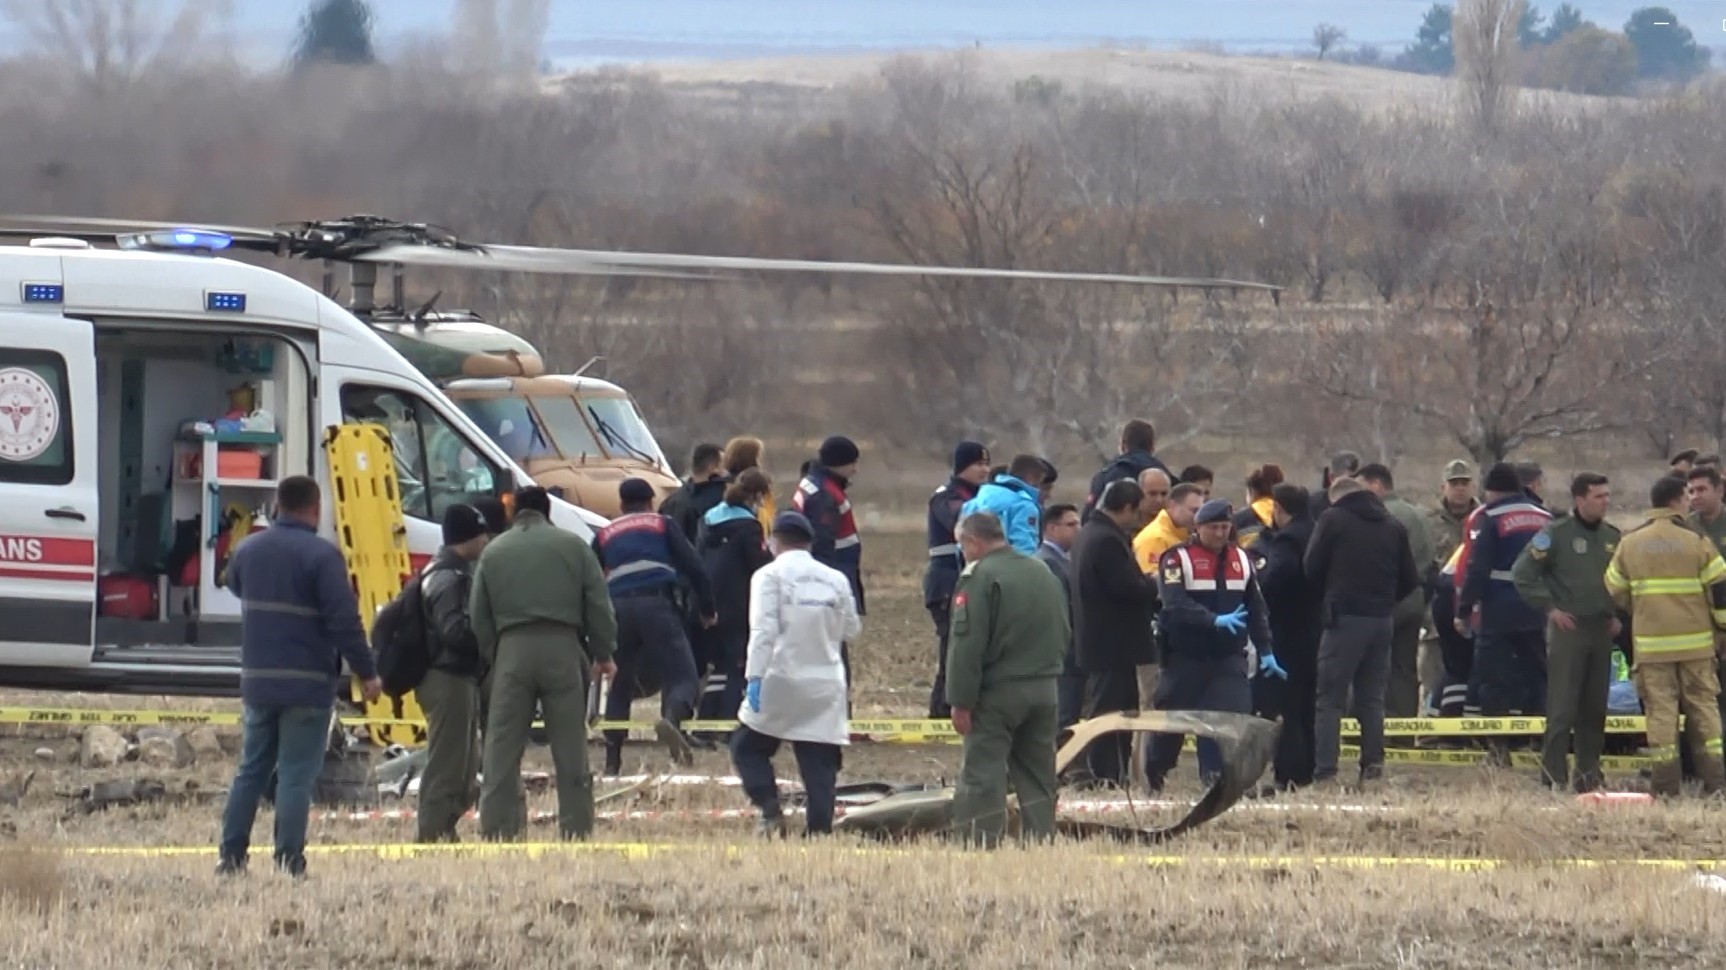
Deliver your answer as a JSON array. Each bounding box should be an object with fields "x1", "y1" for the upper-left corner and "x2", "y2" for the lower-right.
[
  {"x1": 454, "y1": 397, "x2": 558, "y2": 464},
  {"x1": 526, "y1": 395, "x2": 604, "y2": 461},
  {"x1": 585, "y1": 396, "x2": 667, "y2": 468}
]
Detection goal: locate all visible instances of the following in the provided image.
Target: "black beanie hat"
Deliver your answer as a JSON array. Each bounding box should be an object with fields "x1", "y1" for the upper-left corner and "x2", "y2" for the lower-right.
[
  {"x1": 442, "y1": 503, "x2": 488, "y2": 546},
  {"x1": 1482, "y1": 462, "x2": 1522, "y2": 494},
  {"x1": 470, "y1": 497, "x2": 509, "y2": 536},
  {"x1": 819, "y1": 435, "x2": 860, "y2": 468},
  {"x1": 952, "y1": 440, "x2": 988, "y2": 474}
]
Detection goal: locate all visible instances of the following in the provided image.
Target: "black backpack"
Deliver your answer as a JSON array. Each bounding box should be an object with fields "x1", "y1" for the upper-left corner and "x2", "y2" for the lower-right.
[{"x1": 372, "y1": 573, "x2": 432, "y2": 699}]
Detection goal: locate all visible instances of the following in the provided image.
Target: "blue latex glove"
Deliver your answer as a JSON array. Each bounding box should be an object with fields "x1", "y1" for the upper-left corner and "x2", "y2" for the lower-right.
[
  {"x1": 1213, "y1": 606, "x2": 1248, "y2": 635},
  {"x1": 745, "y1": 678, "x2": 763, "y2": 714},
  {"x1": 1259, "y1": 653, "x2": 1288, "y2": 680}
]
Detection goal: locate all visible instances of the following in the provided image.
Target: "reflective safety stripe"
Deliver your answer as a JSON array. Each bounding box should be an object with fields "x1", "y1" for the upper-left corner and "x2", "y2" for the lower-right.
[
  {"x1": 1488, "y1": 570, "x2": 1516, "y2": 582},
  {"x1": 606, "y1": 560, "x2": 676, "y2": 581},
  {"x1": 244, "y1": 599, "x2": 321, "y2": 617},
  {"x1": 1707, "y1": 738, "x2": 1725, "y2": 755},
  {"x1": 1175, "y1": 547, "x2": 1215, "y2": 591},
  {"x1": 834, "y1": 535, "x2": 861, "y2": 550},
  {"x1": 1633, "y1": 630, "x2": 1717, "y2": 654},
  {"x1": 928, "y1": 544, "x2": 959, "y2": 558},
  {"x1": 1485, "y1": 502, "x2": 1545, "y2": 518},
  {"x1": 1703, "y1": 556, "x2": 1726, "y2": 586},
  {"x1": 1648, "y1": 744, "x2": 1680, "y2": 761},
  {"x1": 838, "y1": 501, "x2": 852, "y2": 515},
  {"x1": 1712, "y1": 608, "x2": 1726, "y2": 628},
  {"x1": 1224, "y1": 547, "x2": 1249, "y2": 591},
  {"x1": 1629, "y1": 577, "x2": 1705, "y2": 597}
]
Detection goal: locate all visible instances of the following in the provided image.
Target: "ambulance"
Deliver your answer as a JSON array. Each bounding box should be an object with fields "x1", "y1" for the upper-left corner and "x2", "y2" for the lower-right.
[{"x1": 0, "y1": 232, "x2": 608, "y2": 695}]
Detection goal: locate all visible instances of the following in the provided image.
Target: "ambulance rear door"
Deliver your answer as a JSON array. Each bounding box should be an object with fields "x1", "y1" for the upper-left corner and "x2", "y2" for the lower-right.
[{"x1": 0, "y1": 312, "x2": 98, "y2": 666}]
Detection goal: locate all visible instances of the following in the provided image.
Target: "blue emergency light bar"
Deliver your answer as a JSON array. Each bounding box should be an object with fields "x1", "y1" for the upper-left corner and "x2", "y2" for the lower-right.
[
  {"x1": 118, "y1": 229, "x2": 234, "y2": 253},
  {"x1": 205, "y1": 291, "x2": 247, "y2": 312},
  {"x1": 21, "y1": 282, "x2": 63, "y2": 304}
]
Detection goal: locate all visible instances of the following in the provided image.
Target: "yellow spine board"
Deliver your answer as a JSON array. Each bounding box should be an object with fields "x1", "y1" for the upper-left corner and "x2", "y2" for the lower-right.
[{"x1": 323, "y1": 424, "x2": 424, "y2": 747}]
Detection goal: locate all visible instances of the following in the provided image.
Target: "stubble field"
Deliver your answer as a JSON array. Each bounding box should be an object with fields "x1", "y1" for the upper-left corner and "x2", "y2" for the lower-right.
[{"x1": 2, "y1": 533, "x2": 1724, "y2": 968}]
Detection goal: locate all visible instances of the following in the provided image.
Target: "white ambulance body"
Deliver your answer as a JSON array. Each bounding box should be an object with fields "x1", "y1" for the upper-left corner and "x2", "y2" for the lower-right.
[{"x1": 0, "y1": 236, "x2": 608, "y2": 695}]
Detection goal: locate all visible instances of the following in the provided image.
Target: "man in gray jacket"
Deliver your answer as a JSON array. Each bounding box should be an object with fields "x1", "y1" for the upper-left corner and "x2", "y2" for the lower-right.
[
  {"x1": 1358, "y1": 464, "x2": 1436, "y2": 717},
  {"x1": 416, "y1": 503, "x2": 493, "y2": 844},
  {"x1": 1035, "y1": 504, "x2": 1083, "y2": 730}
]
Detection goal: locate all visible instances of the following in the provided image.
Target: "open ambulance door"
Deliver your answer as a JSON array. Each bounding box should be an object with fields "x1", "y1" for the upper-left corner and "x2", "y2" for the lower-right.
[{"x1": 0, "y1": 313, "x2": 98, "y2": 667}]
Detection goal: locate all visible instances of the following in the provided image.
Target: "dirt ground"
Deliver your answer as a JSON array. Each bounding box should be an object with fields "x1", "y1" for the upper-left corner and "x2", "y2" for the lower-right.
[{"x1": 3, "y1": 532, "x2": 1725, "y2": 967}]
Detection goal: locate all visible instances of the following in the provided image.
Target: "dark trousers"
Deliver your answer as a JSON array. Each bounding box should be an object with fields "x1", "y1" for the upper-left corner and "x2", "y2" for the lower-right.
[
  {"x1": 1057, "y1": 644, "x2": 1086, "y2": 731},
  {"x1": 928, "y1": 604, "x2": 953, "y2": 718},
  {"x1": 1385, "y1": 606, "x2": 1425, "y2": 717},
  {"x1": 1430, "y1": 585, "x2": 1477, "y2": 715},
  {"x1": 1542, "y1": 615, "x2": 1613, "y2": 790},
  {"x1": 1145, "y1": 655, "x2": 1250, "y2": 786},
  {"x1": 730, "y1": 725, "x2": 841, "y2": 834},
  {"x1": 1080, "y1": 666, "x2": 1139, "y2": 784},
  {"x1": 1471, "y1": 630, "x2": 1547, "y2": 716},
  {"x1": 1314, "y1": 615, "x2": 1393, "y2": 780},
  {"x1": 603, "y1": 593, "x2": 700, "y2": 759},
  {"x1": 694, "y1": 630, "x2": 746, "y2": 723},
  {"x1": 1254, "y1": 644, "x2": 1317, "y2": 787}
]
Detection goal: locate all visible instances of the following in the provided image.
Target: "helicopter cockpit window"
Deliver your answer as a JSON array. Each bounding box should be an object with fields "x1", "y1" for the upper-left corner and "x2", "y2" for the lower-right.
[
  {"x1": 341, "y1": 385, "x2": 500, "y2": 522},
  {"x1": 455, "y1": 398, "x2": 558, "y2": 463},
  {"x1": 528, "y1": 395, "x2": 603, "y2": 461},
  {"x1": 580, "y1": 396, "x2": 667, "y2": 469}
]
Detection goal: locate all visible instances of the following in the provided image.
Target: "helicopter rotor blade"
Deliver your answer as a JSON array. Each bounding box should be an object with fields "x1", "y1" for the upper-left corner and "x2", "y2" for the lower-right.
[
  {"x1": 355, "y1": 243, "x2": 730, "y2": 280},
  {"x1": 376, "y1": 241, "x2": 1280, "y2": 291},
  {"x1": 0, "y1": 213, "x2": 282, "y2": 239}
]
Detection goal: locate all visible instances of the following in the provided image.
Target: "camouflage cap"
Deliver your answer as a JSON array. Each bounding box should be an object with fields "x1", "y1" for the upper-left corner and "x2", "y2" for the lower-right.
[{"x1": 1443, "y1": 459, "x2": 1474, "y2": 482}]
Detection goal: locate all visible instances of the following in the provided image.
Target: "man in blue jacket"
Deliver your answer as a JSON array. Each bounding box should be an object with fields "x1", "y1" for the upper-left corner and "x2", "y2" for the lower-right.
[
  {"x1": 216, "y1": 475, "x2": 380, "y2": 879},
  {"x1": 962, "y1": 454, "x2": 1048, "y2": 556}
]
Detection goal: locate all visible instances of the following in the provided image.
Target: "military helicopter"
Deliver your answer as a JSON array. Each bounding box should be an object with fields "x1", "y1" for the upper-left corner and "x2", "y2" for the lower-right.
[{"x1": 0, "y1": 212, "x2": 1279, "y2": 518}]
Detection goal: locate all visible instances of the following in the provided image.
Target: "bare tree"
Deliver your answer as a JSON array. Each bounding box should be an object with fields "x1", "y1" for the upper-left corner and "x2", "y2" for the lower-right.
[
  {"x1": 1312, "y1": 23, "x2": 1347, "y2": 61},
  {"x1": 1, "y1": 0, "x2": 209, "y2": 93},
  {"x1": 1454, "y1": 0, "x2": 1526, "y2": 136},
  {"x1": 1304, "y1": 186, "x2": 1647, "y2": 465}
]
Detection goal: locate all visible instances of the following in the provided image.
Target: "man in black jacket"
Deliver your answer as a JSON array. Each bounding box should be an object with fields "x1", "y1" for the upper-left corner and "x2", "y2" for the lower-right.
[
  {"x1": 1082, "y1": 419, "x2": 1172, "y2": 523},
  {"x1": 1303, "y1": 477, "x2": 1419, "y2": 787},
  {"x1": 1071, "y1": 479, "x2": 1159, "y2": 785},
  {"x1": 659, "y1": 443, "x2": 728, "y2": 542},
  {"x1": 417, "y1": 504, "x2": 492, "y2": 844},
  {"x1": 1252, "y1": 483, "x2": 1322, "y2": 789}
]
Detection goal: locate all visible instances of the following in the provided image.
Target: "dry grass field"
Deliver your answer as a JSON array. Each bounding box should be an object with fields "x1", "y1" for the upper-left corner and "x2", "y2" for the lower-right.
[
  {"x1": 566, "y1": 46, "x2": 1615, "y2": 117},
  {"x1": 3, "y1": 532, "x2": 1725, "y2": 968}
]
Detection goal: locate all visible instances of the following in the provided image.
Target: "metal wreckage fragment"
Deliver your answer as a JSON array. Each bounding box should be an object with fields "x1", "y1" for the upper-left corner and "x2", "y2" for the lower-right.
[{"x1": 832, "y1": 711, "x2": 1281, "y2": 843}]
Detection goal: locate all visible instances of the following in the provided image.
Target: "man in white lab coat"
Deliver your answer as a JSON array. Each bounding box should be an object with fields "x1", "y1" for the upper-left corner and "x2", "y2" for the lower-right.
[{"x1": 729, "y1": 511, "x2": 861, "y2": 837}]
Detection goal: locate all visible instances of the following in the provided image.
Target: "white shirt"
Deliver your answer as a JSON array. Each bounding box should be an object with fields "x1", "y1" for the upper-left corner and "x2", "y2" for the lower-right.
[{"x1": 739, "y1": 549, "x2": 861, "y2": 745}]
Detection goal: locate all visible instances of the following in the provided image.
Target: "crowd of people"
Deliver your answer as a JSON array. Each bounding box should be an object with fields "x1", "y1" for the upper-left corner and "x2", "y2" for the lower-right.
[
  {"x1": 918, "y1": 426, "x2": 1726, "y2": 803},
  {"x1": 208, "y1": 427, "x2": 1726, "y2": 873}
]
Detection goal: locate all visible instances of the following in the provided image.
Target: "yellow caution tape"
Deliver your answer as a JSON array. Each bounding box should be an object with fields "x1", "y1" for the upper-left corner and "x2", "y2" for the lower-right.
[
  {"x1": 0, "y1": 707, "x2": 1669, "y2": 744},
  {"x1": 25, "y1": 842, "x2": 1726, "y2": 870}
]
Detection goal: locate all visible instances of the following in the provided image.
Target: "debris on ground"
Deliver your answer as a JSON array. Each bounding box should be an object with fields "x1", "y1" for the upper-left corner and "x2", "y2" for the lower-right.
[
  {"x1": 135, "y1": 728, "x2": 194, "y2": 769},
  {"x1": 78, "y1": 726, "x2": 130, "y2": 769},
  {"x1": 835, "y1": 711, "x2": 1279, "y2": 843},
  {"x1": 0, "y1": 770, "x2": 33, "y2": 807}
]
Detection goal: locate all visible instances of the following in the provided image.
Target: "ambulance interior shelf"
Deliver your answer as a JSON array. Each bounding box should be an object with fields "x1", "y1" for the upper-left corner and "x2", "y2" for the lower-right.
[{"x1": 167, "y1": 429, "x2": 279, "y2": 620}]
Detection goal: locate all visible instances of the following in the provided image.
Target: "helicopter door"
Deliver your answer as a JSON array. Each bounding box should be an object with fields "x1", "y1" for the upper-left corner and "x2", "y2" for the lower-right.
[{"x1": 0, "y1": 314, "x2": 99, "y2": 667}]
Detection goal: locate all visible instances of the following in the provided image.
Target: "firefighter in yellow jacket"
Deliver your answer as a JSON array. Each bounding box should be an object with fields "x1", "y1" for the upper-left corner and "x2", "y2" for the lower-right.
[{"x1": 1603, "y1": 475, "x2": 1726, "y2": 796}]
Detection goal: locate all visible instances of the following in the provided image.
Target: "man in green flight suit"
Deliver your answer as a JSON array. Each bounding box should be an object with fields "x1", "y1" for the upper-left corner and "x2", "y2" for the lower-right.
[
  {"x1": 1511, "y1": 472, "x2": 1622, "y2": 791},
  {"x1": 946, "y1": 510, "x2": 1069, "y2": 847},
  {"x1": 1684, "y1": 465, "x2": 1726, "y2": 755},
  {"x1": 470, "y1": 486, "x2": 619, "y2": 840}
]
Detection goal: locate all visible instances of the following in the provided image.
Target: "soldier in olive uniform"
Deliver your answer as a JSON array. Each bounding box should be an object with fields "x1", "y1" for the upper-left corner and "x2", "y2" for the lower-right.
[
  {"x1": 1511, "y1": 473, "x2": 1622, "y2": 791},
  {"x1": 470, "y1": 487, "x2": 619, "y2": 840},
  {"x1": 1685, "y1": 465, "x2": 1726, "y2": 759},
  {"x1": 946, "y1": 511, "x2": 1069, "y2": 847}
]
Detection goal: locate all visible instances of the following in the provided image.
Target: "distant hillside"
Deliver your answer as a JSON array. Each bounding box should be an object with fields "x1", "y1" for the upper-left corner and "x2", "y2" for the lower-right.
[{"x1": 552, "y1": 46, "x2": 1618, "y2": 114}]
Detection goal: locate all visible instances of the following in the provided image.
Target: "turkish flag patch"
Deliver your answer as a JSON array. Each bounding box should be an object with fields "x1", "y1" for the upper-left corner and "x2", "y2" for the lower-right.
[{"x1": 953, "y1": 592, "x2": 968, "y2": 609}]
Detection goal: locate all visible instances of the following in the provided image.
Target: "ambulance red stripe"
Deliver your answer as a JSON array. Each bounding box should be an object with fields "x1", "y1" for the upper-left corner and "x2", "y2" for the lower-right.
[
  {"x1": 0, "y1": 566, "x2": 94, "y2": 583},
  {"x1": 0, "y1": 534, "x2": 96, "y2": 567}
]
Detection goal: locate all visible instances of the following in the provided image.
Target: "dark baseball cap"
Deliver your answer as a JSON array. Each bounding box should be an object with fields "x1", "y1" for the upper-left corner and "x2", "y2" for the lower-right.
[{"x1": 771, "y1": 511, "x2": 815, "y2": 539}]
